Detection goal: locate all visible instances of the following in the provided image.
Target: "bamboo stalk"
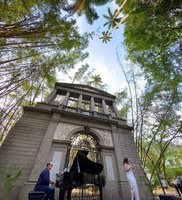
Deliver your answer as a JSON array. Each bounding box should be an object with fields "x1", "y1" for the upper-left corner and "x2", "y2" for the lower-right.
[{"x1": 114, "y1": 0, "x2": 129, "y2": 19}]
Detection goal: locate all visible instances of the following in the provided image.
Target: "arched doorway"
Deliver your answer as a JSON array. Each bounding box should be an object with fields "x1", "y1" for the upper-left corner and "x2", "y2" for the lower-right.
[{"x1": 64, "y1": 132, "x2": 103, "y2": 199}]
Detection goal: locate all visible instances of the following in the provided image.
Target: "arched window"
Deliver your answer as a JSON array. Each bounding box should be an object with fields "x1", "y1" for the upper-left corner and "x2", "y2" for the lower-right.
[
  {"x1": 63, "y1": 133, "x2": 103, "y2": 198},
  {"x1": 65, "y1": 133, "x2": 101, "y2": 172}
]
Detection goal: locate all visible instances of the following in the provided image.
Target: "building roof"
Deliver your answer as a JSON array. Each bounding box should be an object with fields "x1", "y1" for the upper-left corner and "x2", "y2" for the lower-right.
[{"x1": 55, "y1": 82, "x2": 116, "y2": 99}]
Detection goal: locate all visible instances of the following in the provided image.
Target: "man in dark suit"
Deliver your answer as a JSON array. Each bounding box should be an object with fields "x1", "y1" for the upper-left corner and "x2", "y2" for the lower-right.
[{"x1": 34, "y1": 162, "x2": 55, "y2": 200}]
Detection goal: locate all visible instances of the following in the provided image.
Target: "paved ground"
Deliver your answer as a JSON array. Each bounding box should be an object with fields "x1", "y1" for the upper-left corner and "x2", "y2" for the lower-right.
[
  {"x1": 112, "y1": 188, "x2": 182, "y2": 200},
  {"x1": 153, "y1": 188, "x2": 182, "y2": 197}
]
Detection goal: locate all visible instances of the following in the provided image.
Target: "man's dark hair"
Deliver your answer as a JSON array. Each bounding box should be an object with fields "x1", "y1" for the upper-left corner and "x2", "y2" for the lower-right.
[{"x1": 46, "y1": 162, "x2": 53, "y2": 167}]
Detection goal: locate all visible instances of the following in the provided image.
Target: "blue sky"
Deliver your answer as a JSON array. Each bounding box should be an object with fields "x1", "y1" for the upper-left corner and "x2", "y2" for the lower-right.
[{"x1": 58, "y1": 2, "x2": 128, "y2": 94}]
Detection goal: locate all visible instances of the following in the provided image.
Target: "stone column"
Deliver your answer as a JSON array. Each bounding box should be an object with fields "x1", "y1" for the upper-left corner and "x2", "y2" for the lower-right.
[
  {"x1": 77, "y1": 94, "x2": 82, "y2": 113},
  {"x1": 62, "y1": 91, "x2": 70, "y2": 106},
  {"x1": 102, "y1": 99, "x2": 108, "y2": 114},
  {"x1": 28, "y1": 113, "x2": 60, "y2": 181},
  {"x1": 59, "y1": 91, "x2": 70, "y2": 110},
  {"x1": 77, "y1": 94, "x2": 82, "y2": 108},
  {"x1": 45, "y1": 89, "x2": 57, "y2": 104},
  {"x1": 112, "y1": 102, "x2": 120, "y2": 118},
  {"x1": 102, "y1": 146, "x2": 120, "y2": 200},
  {"x1": 90, "y1": 97, "x2": 95, "y2": 112}
]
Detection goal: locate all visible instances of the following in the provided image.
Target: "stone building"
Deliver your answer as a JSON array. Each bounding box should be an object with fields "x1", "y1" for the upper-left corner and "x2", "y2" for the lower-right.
[{"x1": 0, "y1": 82, "x2": 152, "y2": 200}]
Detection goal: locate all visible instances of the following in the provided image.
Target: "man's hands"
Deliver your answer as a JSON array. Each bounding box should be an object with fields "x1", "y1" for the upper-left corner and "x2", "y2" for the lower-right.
[{"x1": 50, "y1": 180, "x2": 55, "y2": 184}]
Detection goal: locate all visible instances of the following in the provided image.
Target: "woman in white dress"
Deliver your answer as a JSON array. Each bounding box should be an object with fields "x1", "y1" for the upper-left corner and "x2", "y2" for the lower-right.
[{"x1": 123, "y1": 157, "x2": 140, "y2": 200}]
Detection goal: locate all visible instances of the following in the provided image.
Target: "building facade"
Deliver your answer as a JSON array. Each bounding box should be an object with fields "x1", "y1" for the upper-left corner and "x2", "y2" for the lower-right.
[{"x1": 0, "y1": 83, "x2": 153, "y2": 200}]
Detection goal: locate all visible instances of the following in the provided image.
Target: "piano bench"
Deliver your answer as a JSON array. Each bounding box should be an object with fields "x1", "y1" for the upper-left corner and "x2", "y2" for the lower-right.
[{"x1": 28, "y1": 191, "x2": 46, "y2": 200}]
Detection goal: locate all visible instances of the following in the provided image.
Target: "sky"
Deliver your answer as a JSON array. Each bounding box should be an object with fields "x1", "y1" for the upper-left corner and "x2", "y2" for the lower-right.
[{"x1": 57, "y1": 2, "x2": 129, "y2": 94}]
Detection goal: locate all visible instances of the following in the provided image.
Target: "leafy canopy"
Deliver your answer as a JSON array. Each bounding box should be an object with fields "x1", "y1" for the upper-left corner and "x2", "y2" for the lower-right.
[{"x1": 0, "y1": 0, "x2": 89, "y2": 137}]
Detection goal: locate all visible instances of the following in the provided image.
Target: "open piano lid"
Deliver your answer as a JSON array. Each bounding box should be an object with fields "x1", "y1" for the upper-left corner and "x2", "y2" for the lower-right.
[{"x1": 70, "y1": 150, "x2": 103, "y2": 175}]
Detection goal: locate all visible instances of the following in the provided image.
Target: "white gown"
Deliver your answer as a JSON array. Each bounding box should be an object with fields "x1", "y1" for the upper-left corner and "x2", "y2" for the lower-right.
[{"x1": 126, "y1": 168, "x2": 140, "y2": 200}]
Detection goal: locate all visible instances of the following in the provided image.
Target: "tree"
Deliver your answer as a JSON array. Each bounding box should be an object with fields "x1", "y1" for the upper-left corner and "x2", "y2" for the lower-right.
[
  {"x1": 115, "y1": 89, "x2": 130, "y2": 120},
  {"x1": 72, "y1": 64, "x2": 90, "y2": 83},
  {"x1": 103, "y1": 8, "x2": 121, "y2": 29},
  {"x1": 100, "y1": 0, "x2": 181, "y2": 96},
  {"x1": 70, "y1": 65, "x2": 108, "y2": 91},
  {"x1": 100, "y1": 0, "x2": 130, "y2": 42},
  {"x1": 0, "y1": 0, "x2": 89, "y2": 139},
  {"x1": 116, "y1": 52, "x2": 182, "y2": 187},
  {"x1": 112, "y1": 1, "x2": 182, "y2": 186},
  {"x1": 62, "y1": 0, "x2": 110, "y2": 24},
  {"x1": 165, "y1": 144, "x2": 182, "y2": 180},
  {"x1": 116, "y1": 0, "x2": 181, "y2": 84},
  {"x1": 89, "y1": 74, "x2": 103, "y2": 88}
]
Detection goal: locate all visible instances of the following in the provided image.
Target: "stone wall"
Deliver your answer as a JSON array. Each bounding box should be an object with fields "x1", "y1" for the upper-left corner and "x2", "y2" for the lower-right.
[
  {"x1": 0, "y1": 107, "x2": 153, "y2": 200},
  {"x1": 111, "y1": 125, "x2": 153, "y2": 198},
  {"x1": 0, "y1": 110, "x2": 51, "y2": 200}
]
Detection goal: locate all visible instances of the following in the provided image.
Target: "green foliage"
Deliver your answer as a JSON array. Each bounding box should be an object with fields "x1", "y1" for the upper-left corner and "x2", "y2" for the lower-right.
[
  {"x1": 167, "y1": 167, "x2": 182, "y2": 180},
  {"x1": 144, "y1": 142, "x2": 182, "y2": 187},
  {"x1": 115, "y1": 89, "x2": 130, "y2": 119},
  {"x1": 99, "y1": 31, "x2": 112, "y2": 43},
  {"x1": 0, "y1": 0, "x2": 89, "y2": 137},
  {"x1": 72, "y1": 69, "x2": 108, "y2": 90},
  {"x1": 119, "y1": 104, "x2": 130, "y2": 119},
  {"x1": 115, "y1": 90, "x2": 128, "y2": 104},
  {"x1": 4, "y1": 170, "x2": 22, "y2": 191},
  {"x1": 115, "y1": 57, "x2": 182, "y2": 189},
  {"x1": 89, "y1": 74, "x2": 103, "y2": 88},
  {"x1": 113, "y1": 1, "x2": 182, "y2": 186},
  {"x1": 0, "y1": 132, "x2": 3, "y2": 146},
  {"x1": 72, "y1": 64, "x2": 90, "y2": 83},
  {"x1": 118, "y1": 0, "x2": 181, "y2": 86},
  {"x1": 103, "y1": 8, "x2": 121, "y2": 29},
  {"x1": 63, "y1": 0, "x2": 110, "y2": 24},
  {"x1": 2, "y1": 168, "x2": 22, "y2": 199}
]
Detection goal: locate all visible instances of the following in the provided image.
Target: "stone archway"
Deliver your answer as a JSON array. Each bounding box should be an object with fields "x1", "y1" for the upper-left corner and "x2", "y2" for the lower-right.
[
  {"x1": 64, "y1": 131, "x2": 104, "y2": 199},
  {"x1": 66, "y1": 126, "x2": 104, "y2": 146}
]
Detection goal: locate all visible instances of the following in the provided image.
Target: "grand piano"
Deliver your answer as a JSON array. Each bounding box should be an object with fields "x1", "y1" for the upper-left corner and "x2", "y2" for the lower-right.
[{"x1": 56, "y1": 150, "x2": 105, "y2": 200}]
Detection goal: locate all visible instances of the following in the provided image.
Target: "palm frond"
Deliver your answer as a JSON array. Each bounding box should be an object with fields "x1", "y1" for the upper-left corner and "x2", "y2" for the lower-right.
[
  {"x1": 103, "y1": 14, "x2": 111, "y2": 20},
  {"x1": 103, "y1": 8, "x2": 121, "y2": 29},
  {"x1": 99, "y1": 31, "x2": 112, "y2": 43},
  {"x1": 84, "y1": 6, "x2": 99, "y2": 24}
]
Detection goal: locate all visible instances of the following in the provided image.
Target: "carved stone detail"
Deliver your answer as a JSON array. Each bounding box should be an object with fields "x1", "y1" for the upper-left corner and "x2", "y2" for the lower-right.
[
  {"x1": 94, "y1": 128, "x2": 113, "y2": 147},
  {"x1": 53, "y1": 122, "x2": 80, "y2": 140},
  {"x1": 53, "y1": 122, "x2": 113, "y2": 147}
]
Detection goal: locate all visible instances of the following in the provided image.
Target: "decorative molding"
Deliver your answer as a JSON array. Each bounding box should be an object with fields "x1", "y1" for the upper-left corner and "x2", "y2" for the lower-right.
[
  {"x1": 53, "y1": 122, "x2": 80, "y2": 140},
  {"x1": 53, "y1": 122, "x2": 113, "y2": 147},
  {"x1": 84, "y1": 125, "x2": 90, "y2": 131},
  {"x1": 94, "y1": 128, "x2": 113, "y2": 147},
  {"x1": 52, "y1": 139, "x2": 71, "y2": 144}
]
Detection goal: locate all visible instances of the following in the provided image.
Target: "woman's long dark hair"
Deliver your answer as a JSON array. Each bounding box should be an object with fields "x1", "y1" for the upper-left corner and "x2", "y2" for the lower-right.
[{"x1": 123, "y1": 157, "x2": 129, "y2": 165}]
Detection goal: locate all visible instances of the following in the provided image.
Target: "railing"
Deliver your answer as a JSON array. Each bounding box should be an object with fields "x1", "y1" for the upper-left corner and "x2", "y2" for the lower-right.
[
  {"x1": 81, "y1": 109, "x2": 92, "y2": 116},
  {"x1": 56, "y1": 173, "x2": 105, "y2": 200},
  {"x1": 66, "y1": 184, "x2": 101, "y2": 200},
  {"x1": 69, "y1": 195, "x2": 100, "y2": 200},
  {"x1": 63, "y1": 106, "x2": 77, "y2": 113},
  {"x1": 61, "y1": 105, "x2": 110, "y2": 120}
]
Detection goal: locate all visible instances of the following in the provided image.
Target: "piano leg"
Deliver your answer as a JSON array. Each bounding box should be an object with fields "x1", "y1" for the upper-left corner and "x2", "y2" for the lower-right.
[
  {"x1": 81, "y1": 187, "x2": 84, "y2": 200},
  {"x1": 59, "y1": 187, "x2": 65, "y2": 200},
  {"x1": 67, "y1": 189, "x2": 72, "y2": 200},
  {"x1": 99, "y1": 186, "x2": 103, "y2": 200}
]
